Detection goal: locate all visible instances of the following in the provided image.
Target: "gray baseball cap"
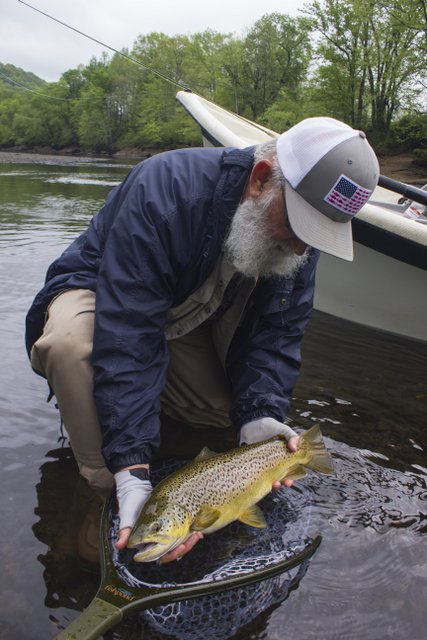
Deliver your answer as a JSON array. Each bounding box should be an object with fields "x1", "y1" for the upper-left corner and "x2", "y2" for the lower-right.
[{"x1": 277, "y1": 117, "x2": 380, "y2": 261}]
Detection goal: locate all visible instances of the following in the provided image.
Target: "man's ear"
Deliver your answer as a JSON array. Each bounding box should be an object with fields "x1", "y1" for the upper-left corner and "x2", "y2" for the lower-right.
[{"x1": 247, "y1": 159, "x2": 273, "y2": 198}]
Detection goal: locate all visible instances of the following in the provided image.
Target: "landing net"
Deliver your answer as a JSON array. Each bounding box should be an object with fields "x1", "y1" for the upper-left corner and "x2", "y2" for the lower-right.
[{"x1": 109, "y1": 458, "x2": 318, "y2": 639}]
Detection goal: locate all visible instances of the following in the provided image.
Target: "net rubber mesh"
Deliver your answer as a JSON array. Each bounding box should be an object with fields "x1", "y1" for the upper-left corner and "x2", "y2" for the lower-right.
[{"x1": 109, "y1": 459, "x2": 317, "y2": 639}]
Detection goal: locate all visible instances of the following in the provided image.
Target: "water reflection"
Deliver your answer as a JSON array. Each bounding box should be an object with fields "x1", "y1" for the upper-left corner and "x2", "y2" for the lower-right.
[
  {"x1": 32, "y1": 448, "x2": 100, "y2": 609},
  {"x1": 0, "y1": 156, "x2": 426, "y2": 640}
]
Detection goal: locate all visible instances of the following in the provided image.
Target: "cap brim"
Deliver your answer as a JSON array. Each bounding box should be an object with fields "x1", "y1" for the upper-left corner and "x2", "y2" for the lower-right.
[{"x1": 284, "y1": 181, "x2": 354, "y2": 261}]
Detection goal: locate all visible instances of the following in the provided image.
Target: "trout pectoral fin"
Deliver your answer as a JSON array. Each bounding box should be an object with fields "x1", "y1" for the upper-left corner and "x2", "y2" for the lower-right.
[
  {"x1": 194, "y1": 446, "x2": 218, "y2": 462},
  {"x1": 238, "y1": 504, "x2": 266, "y2": 528},
  {"x1": 191, "y1": 506, "x2": 221, "y2": 531},
  {"x1": 283, "y1": 463, "x2": 307, "y2": 481}
]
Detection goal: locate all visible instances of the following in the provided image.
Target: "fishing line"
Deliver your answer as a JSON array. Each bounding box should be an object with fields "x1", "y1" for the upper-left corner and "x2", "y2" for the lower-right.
[
  {"x1": 16, "y1": 0, "x2": 193, "y2": 93},
  {"x1": 16, "y1": 0, "x2": 276, "y2": 139},
  {"x1": 0, "y1": 68, "x2": 70, "y2": 100}
]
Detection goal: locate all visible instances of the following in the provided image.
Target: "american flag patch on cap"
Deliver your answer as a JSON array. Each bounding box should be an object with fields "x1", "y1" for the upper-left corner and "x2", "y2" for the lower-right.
[{"x1": 324, "y1": 174, "x2": 372, "y2": 216}]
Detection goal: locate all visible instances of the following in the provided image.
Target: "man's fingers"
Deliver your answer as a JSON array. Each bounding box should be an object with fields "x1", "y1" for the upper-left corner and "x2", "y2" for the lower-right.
[
  {"x1": 272, "y1": 437, "x2": 300, "y2": 490},
  {"x1": 115, "y1": 529, "x2": 203, "y2": 560},
  {"x1": 272, "y1": 478, "x2": 293, "y2": 490},
  {"x1": 159, "y1": 532, "x2": 204, "y2": 564},
  {"x1": 287, "y1": 435, "x2": 299, "y2": 452},
  {"x1": 115, "y1": 526, "x2": 132, "y2": 550}
]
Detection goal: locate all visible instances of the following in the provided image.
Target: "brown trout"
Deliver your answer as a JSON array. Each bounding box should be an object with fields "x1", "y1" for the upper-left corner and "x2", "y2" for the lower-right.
[{"x1": 127, "y1": 424, "x2": 333, "y2": 562}]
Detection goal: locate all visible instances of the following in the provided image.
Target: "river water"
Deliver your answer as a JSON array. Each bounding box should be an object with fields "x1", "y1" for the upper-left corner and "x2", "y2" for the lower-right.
[{"x1": 0, "y1": 154, "x2": 426, "y2": 640}]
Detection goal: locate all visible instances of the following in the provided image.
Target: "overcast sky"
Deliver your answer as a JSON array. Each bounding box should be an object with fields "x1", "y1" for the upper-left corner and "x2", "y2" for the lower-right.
[{"x1": 2, "y1": 0, "x2": 307, "y2": 82}]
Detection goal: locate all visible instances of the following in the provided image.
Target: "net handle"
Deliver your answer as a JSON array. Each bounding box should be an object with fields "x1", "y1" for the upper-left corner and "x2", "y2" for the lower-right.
[{"x1": 55, "y1": 598, "x2": 122, "y2": 640}]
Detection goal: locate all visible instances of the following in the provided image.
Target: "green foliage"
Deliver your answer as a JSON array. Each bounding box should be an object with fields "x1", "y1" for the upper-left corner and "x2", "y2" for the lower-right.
[
  {"x1": 0, "y1": 97, "x2": 19, "y2": 145},
  {"x1": 303, "y1": 0, "x2": 425, "y2": 132},
  {"x1": 262, "y1": 87, "x2": 308, "y2": 131},
  {"x1": 387, "y1": 112, "x2": 427, "y2": 164},
  {"x1": 237, "y1": 13, "x2": 312, "y2": 120},
  {"x1": 391, "y1": 113, "x2": 427, "y2": 150},
  {"x1": 0, "y1": 62, "x2": 45, "y2": 92},
  {"x1": 413, "y1": 148, "x2": 427, "y2": 167},
  {"x1": 0, "y1": 9, "x2": 425, "y2": 153}
]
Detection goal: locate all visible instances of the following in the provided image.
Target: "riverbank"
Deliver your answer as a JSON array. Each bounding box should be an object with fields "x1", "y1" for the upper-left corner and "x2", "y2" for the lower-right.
[
  {"x1": 376, "y1": 152, "x2": 426, "y2": 186},
  {"x1": 0, "y1": 148, "x2": 425, "y2": 186},
  {"x1": 0, "y1": 149, "x2": 152, "y2": 165}
]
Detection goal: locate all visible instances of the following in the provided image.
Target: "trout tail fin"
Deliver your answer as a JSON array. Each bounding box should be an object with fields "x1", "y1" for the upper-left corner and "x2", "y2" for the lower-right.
[{"x1": 301, "y1": 424, "x2": 334, "y2": 475}]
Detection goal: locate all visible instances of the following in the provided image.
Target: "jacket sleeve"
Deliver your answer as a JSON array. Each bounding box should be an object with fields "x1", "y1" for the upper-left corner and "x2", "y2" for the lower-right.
[
  {"x1": 227, "y1": 250, "x2": 319, "y2": 430},
  {"x1": 92, "y1": 180, "x2": 186, "y2": 473}
]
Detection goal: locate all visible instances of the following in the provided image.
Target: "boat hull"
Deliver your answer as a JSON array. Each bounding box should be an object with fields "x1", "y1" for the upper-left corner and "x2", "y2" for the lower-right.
[{"x1": 315, "y1": 242, "x2": 426, "y2": 343}]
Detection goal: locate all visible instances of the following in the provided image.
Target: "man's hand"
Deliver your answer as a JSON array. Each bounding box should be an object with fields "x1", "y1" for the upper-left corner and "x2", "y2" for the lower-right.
[
  {"x1": 114, "y1": 465, "x2": 204, "y2": 563},
  {"x1": 158, "y1": 532, "x2": 204, "y2": 564},
  {"x1": 239, "y1": 417, "x2": 300, "y2": 489},
  {"x1": 114, "y1": 465, "x2": 152, "y2": 551},
  {"x1": 273, "y1": 433, "x2": 299, "y2": 488},
  {"x1": 239, "y1": 417, "x2": 298, "y2": 446}
]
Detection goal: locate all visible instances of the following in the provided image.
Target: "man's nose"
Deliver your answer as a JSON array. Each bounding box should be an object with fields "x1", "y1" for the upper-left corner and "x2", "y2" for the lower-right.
[{"x1": 288, "y1": 237, "x2": 307, "y2": 256}]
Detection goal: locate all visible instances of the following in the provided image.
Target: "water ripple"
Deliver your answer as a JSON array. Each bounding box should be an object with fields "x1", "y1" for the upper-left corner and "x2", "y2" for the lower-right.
[{"x1": 306, "y1": 439, "x2": 427, "y2": 537}]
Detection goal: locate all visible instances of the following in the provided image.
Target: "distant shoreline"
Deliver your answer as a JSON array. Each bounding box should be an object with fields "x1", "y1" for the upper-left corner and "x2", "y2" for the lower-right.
[
  {"x1": 0, "y1": 150, "x2": 110, "y2": 165},
  {"x1": 0, "y1": 148, "x2": 154, "y2": 166},
  {"x1": 0, "y1": 148, "x2": 425, "y2": 186}
]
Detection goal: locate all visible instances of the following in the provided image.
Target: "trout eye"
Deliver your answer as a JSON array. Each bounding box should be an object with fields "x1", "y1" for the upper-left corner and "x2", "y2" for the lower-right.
[{"x1": 150, "y1": 520, "x2": 162, "y2": 533}]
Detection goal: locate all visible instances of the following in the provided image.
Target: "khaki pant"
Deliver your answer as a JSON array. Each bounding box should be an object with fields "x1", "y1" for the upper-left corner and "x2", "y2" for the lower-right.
[{"x1": 31, "y1": 289, "x2": 235, "y2": 490}]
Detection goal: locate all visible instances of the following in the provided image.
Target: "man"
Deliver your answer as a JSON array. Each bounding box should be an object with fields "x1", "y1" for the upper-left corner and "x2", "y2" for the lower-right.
[{"x1": 26, "y1": 116, "x2": 379, "y2": 563}]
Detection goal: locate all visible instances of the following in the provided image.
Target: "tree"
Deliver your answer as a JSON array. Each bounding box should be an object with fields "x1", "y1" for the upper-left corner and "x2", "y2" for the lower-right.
[
  {"x1": 381, "y1": 0, "x2": 427, "y2": 106},
  {"x1": 381, "y1": 0, "x2": 427, "y2": 51},
  {"x1": 0, "y1": 63, "x2": 77, "y2": 148},
  {"x1": 10, "y1": 83, "x2": 75, "y2": 149},
  {"x1": 304, "y1": 0, "x2": 425, "y2": 132},
  {"x1": 237, "y1": 13, "x2": 313, "y2": 121},
  {"x1": 217, "y1": 39, "x2": 246, "y2": 113},
  {"x1": 0, "y1": 96, "x2": 20, "y2": 145},
  {"x1": 75, "y1": 54, "x2": 125, "y2": 151},
  {"x1": 131, "y1": 32, "x2": 220, "y2": 147}
]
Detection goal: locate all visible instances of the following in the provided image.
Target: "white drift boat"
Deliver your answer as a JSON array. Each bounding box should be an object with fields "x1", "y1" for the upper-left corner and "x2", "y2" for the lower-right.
[{"x1": 177, "y1": 90, "x2": 427, "y2": 343}]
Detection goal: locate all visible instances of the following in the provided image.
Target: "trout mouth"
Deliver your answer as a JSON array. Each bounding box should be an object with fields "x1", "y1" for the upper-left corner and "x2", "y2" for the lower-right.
[
  {"x1": 132, "y1": 541, "x2": 158, "y2": 555},
  {"x1": 127, "y1": 537, "x2": 183, "y2": 563},
  {"x1": 127, "y1": 530, "x2": 194, "y2": 563}
]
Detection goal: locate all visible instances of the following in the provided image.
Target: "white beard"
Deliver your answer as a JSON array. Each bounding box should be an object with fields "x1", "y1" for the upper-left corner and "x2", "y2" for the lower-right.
[{"x1": 224, "y1": 191, "x2": 309, "y2": 278}]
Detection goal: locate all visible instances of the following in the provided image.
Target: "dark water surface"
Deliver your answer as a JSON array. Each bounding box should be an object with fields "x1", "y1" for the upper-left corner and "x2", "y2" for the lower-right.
[{"x1": 0, "y1": 156, "x2": 426, "y2": 640}]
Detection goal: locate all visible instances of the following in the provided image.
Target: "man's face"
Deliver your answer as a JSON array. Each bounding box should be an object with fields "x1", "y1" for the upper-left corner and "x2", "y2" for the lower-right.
[
  {"x1": 267, "y1": 185, "x2": 308, "y2": 256},
  {"x1": 224, "y1": 184, "x2": 308, "y2": 278}
]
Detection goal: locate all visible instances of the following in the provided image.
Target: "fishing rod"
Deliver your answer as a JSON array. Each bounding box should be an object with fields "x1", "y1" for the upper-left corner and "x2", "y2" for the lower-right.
[{"x1": 16, "y1": 0, "x2": 191, "y2": 92}]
